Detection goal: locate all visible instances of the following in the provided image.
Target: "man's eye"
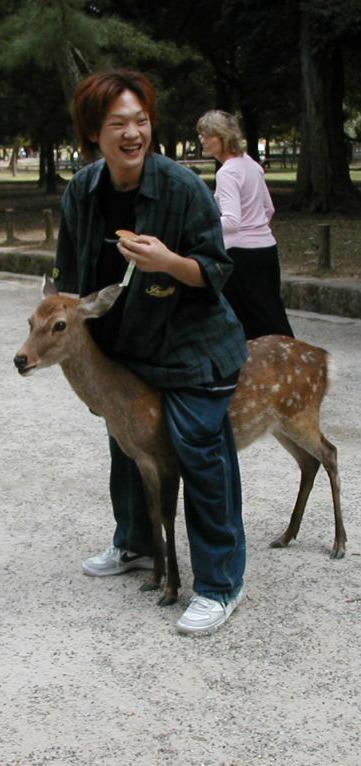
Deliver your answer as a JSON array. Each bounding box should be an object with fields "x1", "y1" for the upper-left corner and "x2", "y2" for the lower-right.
[{"x1": 53, "y1": 321, "x2": 66, "y2": 332}]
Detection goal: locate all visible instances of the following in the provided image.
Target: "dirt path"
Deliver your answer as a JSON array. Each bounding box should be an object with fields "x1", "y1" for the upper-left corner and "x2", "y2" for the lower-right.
[{"x1": 1, "y1": 276, "x2": 361, "y2": 766}]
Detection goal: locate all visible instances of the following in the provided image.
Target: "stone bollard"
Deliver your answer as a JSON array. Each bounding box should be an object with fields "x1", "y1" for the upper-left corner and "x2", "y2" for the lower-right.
[
  {"x1": 5, "y1": 208, "x2": 16, "y2": 244},
  {"x1": 43, "y1": 208, "x2": 55, "y2": 243},
  {"x1": 318, "y1": 224, "x2": 333, "y2": 270}
]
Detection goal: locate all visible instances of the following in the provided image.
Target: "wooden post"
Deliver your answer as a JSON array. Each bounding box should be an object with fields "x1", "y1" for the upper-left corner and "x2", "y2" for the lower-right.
[
  {"x1": 5, "y1": 208, "x2": 16, "y2": 244},
  {"x1": 318, "y1": 224, "x2": 333, "y2": 270},
  {"x1": 43, "y1": 208, "x2": 55, "y2": 243}
]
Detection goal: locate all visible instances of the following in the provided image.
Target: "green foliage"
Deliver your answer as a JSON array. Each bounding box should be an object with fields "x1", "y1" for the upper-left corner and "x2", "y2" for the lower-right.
[
  {"x1": 300, "y1": 0, "x2": 361, "y2": 41},
  {"x1": 0, "y1": 0, "x2": 100, "y2": 69},
  {"x1": 0, "y1": 65, "x2": 72, "y2": 146}
]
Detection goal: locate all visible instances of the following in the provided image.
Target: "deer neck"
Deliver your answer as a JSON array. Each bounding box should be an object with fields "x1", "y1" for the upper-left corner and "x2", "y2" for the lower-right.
[{"x1": 60, "y1": 324, "x2": 124, "y2": 417}]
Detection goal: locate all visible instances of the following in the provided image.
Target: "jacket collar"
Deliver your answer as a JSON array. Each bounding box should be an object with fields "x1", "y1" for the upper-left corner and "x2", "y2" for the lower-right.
[{"x1": 87, "y1": 154, "x2": 160, "y2": 200}]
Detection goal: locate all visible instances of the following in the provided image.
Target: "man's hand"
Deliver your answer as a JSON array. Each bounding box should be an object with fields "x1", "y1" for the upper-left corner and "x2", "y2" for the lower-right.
[
  {"x1": 117, "y1": 235, "x2": 173, "y2": 273},
  {"x1": 117, "y1": 235, "x2": 206, "y2": 287}
]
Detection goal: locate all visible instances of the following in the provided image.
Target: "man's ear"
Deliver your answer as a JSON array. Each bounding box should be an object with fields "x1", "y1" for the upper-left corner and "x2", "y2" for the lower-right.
[{"x1": 77, "y1": 284, "x2": 124, "y2": 319}]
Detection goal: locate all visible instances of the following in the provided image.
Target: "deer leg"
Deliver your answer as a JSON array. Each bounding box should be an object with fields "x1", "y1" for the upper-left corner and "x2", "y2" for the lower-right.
[
  {"x1": 320, "y1": 435, "x2": 346, "y2": 559},
  {"x1": 158, "y1": 516, "x2": 181, "y2": 606},
  {"x1": 273, "y1": 420, "x2": 346, "y2": 559},
  {"x1": 158, "y1": 473, "x2": 181, "y2": 607},
  {"x1": 270, "y1": 432, "x2": 321, "y2": 549},
  {"x1": 136, "y1": 462, "x2": 166, "y2": 592}
]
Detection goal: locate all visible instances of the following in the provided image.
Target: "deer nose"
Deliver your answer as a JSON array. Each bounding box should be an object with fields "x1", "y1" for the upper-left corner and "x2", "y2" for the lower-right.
[{"x1": 14, "y1": 354, "x2": 28, "y2": 372}]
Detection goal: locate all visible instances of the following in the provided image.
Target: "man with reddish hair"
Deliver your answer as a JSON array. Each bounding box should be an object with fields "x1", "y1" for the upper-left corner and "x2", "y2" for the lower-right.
[{"x1": 54, "y1": 69, "x2": 248, "y2": 635}]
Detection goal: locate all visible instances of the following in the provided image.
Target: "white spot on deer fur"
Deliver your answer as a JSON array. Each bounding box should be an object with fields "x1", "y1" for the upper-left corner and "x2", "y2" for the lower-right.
[
  {"x1": 301, "y1": 354, "x2": 310, "y2": 363},
  {"x1": 312, "y1": 384, "x2": 318, "y2": 393},
  {"x1": 149, "y1": 408, "x2": 158, "y2": 418},
  {"x1": 252, "y1": 384, "x2": 257, "y2": 391},
  {"x1": 295, "y1": 367, "x2": 302, "y2": 375},
  {"x1": 271, "y1": 384, "x2": 280, "y2": 393},
  {"x1": 287, "y1": 375, "x2": 292, "y2": 383},
  {"x1": 286, "y1": 398, "x2": 294, "y2": 407},
  {"x1": 242, "y1": 406, "x2": 249, "y2": 414}
]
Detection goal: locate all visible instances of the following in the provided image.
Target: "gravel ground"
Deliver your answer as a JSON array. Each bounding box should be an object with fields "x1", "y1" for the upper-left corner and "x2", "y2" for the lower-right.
[{"x1": 1, "y1": 276, "x2": 361, "y2": 766}]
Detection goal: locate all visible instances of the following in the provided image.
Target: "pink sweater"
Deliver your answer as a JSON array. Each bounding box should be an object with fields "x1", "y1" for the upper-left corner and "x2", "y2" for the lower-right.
[{"x1": 214, "y1": 154, "x2": 276, "y2": 249}]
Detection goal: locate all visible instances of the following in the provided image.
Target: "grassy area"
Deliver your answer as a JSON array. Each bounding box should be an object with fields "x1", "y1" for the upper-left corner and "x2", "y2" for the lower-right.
[
  {"x1": 0, "y1": 170, "x2": 73, "y2": 183},
  {"x1": 1, "y1": 165, "x2": 360, "y2": 185}
]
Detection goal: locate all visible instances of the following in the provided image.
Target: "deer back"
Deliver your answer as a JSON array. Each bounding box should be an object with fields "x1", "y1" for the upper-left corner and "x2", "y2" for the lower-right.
[{"x1": 230, "y1": 335, "x2": 330, "y2": 450}]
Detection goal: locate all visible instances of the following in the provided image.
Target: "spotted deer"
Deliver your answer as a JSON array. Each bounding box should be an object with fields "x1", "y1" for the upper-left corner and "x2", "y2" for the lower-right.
[{"x1": 14, "y1": 280, "x2": 346, "y2": 605}]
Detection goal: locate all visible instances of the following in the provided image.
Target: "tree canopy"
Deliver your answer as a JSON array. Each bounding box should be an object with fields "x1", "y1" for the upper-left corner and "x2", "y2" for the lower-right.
[{"x1": 0, "y1": 0, "x2": 360, "y2": 210}]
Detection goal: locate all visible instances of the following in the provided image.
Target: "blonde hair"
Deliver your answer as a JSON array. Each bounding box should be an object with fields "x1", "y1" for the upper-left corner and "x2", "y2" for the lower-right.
[{"x1": 197, "y1": 110, "x2": 243, "y2": 155}]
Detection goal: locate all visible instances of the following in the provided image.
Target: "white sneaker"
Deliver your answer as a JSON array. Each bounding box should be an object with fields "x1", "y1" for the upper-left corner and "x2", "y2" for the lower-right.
[
  {"x1": 176, "y1": 588, "x2": 244, "y2": 635},
  {"x1": 82, "y1": 546, "x2": 154, "y2": 577}
]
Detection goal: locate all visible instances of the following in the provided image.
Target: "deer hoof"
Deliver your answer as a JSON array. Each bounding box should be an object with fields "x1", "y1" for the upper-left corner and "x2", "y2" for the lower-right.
[
  {"x1": 330, "y1": 546, "x2": 346, "y2": 560},
  {"x1": 139, "y1": 581, "x2": 160, "y2": 592},
  {"x1": 158, "y1": 591, "x2": 178, "y2": 607},
  {"x1": 269, "y1": 536, "x2": 289, "y2": 549}
]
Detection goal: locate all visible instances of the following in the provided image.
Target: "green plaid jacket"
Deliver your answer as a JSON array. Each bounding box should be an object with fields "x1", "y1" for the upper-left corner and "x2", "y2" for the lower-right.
[{"x1": 54, "y1": 153, "x2": 247, "y2": 388}]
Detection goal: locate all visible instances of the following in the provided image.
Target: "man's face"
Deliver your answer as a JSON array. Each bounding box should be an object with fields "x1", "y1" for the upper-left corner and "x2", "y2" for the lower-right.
[{"x1": 92, "y1": 89, "x2": 152, "y2": 183}]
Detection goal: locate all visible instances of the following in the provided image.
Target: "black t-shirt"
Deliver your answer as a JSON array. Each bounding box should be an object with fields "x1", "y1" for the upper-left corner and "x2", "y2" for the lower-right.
[
  {"x1": 97, "y1": 178, "x2": 138, "y2": 289},
  {"x1": 88, "y1": 174, "x2": 138, "y2": 356}
]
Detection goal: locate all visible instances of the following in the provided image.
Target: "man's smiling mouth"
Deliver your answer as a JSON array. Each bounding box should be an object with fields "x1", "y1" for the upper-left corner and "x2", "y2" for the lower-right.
[{"x1": 121, "y1": 145, "x2": 142, "y2": 154}]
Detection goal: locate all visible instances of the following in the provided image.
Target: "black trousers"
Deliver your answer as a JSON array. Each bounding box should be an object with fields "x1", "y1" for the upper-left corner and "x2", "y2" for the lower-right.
[{"x1": 223, "y1": 245, "x2": 293, "y2": 340}]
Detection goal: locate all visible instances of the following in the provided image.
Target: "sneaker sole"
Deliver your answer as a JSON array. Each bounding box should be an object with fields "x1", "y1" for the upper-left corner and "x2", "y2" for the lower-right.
[
  {"x1": 82, "y1": 561, "x2": 154, "y2": 577},
  {"x1": 82, "y1": 566, "x2": 124, "y2": 577},
  {"x1": 176, "y1": 615, "x2": 227, "y2": 635}
]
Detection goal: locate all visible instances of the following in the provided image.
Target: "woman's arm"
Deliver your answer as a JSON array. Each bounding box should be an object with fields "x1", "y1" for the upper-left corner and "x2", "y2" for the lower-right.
[{"x1": 215, "y1": 168, "x2": 243, "y2": 237}]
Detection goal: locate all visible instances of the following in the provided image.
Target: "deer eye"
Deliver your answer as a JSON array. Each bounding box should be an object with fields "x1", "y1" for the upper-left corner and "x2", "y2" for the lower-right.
[{"x1": 53, "y1": 321, "x2": 66, "y2": 332}]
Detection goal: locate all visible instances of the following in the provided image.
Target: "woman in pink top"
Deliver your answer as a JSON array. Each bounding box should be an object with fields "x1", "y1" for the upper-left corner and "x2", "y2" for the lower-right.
[{"x1": 197, "y1": 110, "x2": 293, "y2": 339}]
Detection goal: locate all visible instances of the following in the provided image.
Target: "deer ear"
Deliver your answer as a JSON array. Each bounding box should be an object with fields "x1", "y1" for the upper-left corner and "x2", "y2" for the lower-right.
[
  {"x1": 78, "y1": 284, "x2": 123, "y2": 319},
  {"x1": 42, "y1": 274, "x2": 58, "y2": 297}
]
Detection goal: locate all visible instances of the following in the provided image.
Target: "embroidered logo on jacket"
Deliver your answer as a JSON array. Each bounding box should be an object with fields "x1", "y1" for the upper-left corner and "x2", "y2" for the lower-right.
[{"x1": 145, "y1": 285, "x2": 176, "y2": 298}]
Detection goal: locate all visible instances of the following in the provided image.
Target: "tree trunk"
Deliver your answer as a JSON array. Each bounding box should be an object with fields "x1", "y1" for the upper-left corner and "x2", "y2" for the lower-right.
[
  {"x1": 294, "y1": 12, "x2": 360, "y2": 212},
  {"x1": 38, "y1": 143, "x2": 46, "y2": 187},
  {"x1": 164, "y1": 126, "x2": 177, "y2": 159},
  {"x1": 45, "y1": 143, "x2": 57, "y2": 193},
  {"x1": 214, "y1": 72, "x2": 234, "y2": 111},
  {"x1": 55, "y1": 42, "x2": 91, "y2": 109},
  {"x1": 8, "y1": 144, "x2": 19, "y2": 176},
  {"x1": 241, "y1": 102, "x2": 260, "y2": 162}
]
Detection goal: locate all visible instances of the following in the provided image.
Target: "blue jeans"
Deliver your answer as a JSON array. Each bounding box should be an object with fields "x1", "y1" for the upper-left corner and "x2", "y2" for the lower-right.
[{"x1": 109, "y1": 389, "x2": 246, "y2": 603}]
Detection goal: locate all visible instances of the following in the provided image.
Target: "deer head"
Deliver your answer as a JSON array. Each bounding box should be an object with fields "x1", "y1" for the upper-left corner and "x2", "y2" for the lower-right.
[{"x1": 14, "y1": 277, "x2": 124, "y2": 376}]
